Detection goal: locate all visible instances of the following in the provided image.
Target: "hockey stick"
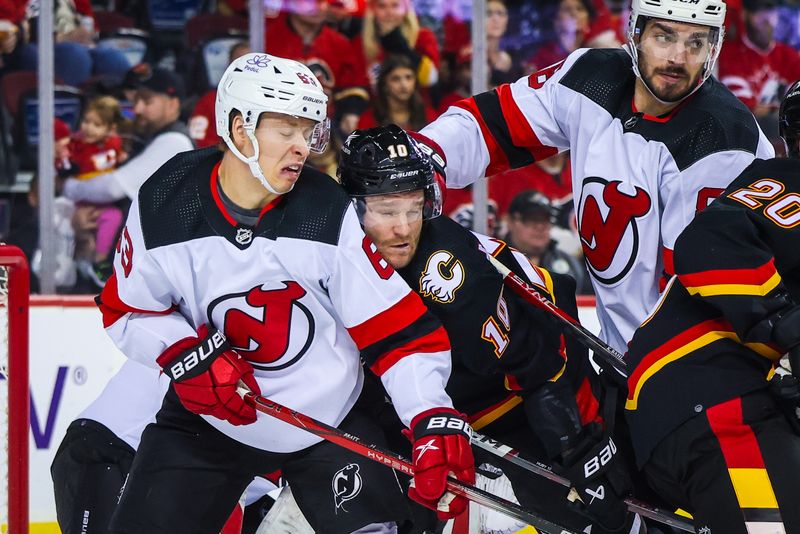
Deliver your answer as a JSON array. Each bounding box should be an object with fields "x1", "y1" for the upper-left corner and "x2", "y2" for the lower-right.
[
  {"x1": 486, "y1": 254, "x2": 628, "y2": 379},
  {"x1": 470, "y1": 431, "x2": 695, "y2": 532},
  {"x1": 237, "y1": 387, "x2": 578, "y2": 534}
]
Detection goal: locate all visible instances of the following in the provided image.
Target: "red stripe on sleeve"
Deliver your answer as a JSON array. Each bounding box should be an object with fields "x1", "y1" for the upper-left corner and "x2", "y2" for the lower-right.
[
  {"x1": 496, "y1": 84, "x2": 557, "y2": 162},
  {"x1": 347, "y1": 291, "x2": 428, "y2": 350},
  {"x1": 575, "y1": 376, "x2": 601, "y2": 426},
  {"x1": 706, "y1": 397, "x2": 765, "y2": 468},
  {"x1": 678, "y1": 259, "x2": 777, "y2": 288},
  {"x1": 453, "y1": 97, "x2": 511, "y2": 177},
  {"x1": 97, "y1": 273, "x2": 177, "y2": 328},
  {"x1": 370, "y1": 325, "x2": 450, "y2": 376}
]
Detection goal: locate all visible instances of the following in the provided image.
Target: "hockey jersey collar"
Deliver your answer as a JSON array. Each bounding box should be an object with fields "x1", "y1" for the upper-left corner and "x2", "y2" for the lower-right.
[{"x1": 201, "y1": 159, "x2": 286, "y2": 250}]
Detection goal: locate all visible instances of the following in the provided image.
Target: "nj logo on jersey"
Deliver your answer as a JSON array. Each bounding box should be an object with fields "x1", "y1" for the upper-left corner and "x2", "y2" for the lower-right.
[
  {"x1": 332, "y1": 463, "x2": 362, "y2": 513},
  {"x1": 419, "y1": 250, "x2": 465, "y2": 304},
  {"x1": 207, "y1": 281, "x2": 314, "y2": 371},
  {"x1": 116, "y1": 226, "x2": 134, "y2": 278},
  {"x1": 578, "y1": 178, "x2": 651, "y2": 285}
]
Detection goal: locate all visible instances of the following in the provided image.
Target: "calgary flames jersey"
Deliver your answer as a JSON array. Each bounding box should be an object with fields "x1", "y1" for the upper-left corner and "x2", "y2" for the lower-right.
[
  {"x1": 97, "y1": 148, "x2": 453, "y2": 453},
  {"x1": 625, "y1": 157, "x2": 800, "y2": 466},
  {"x1": 398, "y1": 215, "x2": 596, "y2": 433},
  {"x1": 421, "y1": 47, "x2": 774, "y2": 352}
]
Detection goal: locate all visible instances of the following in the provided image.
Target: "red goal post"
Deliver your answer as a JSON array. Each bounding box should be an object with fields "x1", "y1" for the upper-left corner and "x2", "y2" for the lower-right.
[{"x1": 0, "y1": 245, "x2": 29, "y2": 534}]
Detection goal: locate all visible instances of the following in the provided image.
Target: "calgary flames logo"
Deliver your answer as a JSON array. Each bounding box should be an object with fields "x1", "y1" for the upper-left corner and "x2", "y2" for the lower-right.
[
  {"x1": 419, "y1": 250, "x2": 465, "y2": 304},
  {"x1": 578, "y1": 178, "x2": 651, "y2": 285},
  {"x1": 207, "y1": 281, "x2": 314, "y2": 371}
]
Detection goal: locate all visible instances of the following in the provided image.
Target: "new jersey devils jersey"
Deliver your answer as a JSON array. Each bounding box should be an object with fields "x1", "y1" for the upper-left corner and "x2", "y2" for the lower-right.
[
  {"x1": 97, "y1": 148, "x2": 453, "y2": 453},
  {"x1": 421, "y1": 47, "x2": 774, "y2": 352},
  {"x1": 625, "y1": 157, "x2": 800, "y2": 466},
  {"x1": 397, "y1": 216, "x2": 573, "y2": 423}
]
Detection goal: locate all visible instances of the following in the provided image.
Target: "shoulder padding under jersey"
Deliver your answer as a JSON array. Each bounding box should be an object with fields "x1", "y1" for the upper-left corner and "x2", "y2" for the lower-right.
[
  {"x1": 560, "y1": 48, "x2": 761, "y2": 171},
  {"x1": 277, "y1": 166, "x2": 352, "y2": 246},
  {"x1": 138, "y1": 147, "x2": 221, "y2": 251}
]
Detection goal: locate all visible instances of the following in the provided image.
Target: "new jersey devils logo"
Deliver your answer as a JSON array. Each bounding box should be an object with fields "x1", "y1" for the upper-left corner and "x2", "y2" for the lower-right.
[
  {"x1": 207, "y1": 281, "x2": 314, "y2": 371},
  {"x1": 332, "y1": 463, "x2": 362, "y2": 513},
  {"x1": 578, "y1": 178, "x2": 651, "y2": 285}
]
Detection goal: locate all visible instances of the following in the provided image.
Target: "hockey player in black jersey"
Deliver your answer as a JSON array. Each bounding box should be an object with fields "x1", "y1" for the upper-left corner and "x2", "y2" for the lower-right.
[
  {"x1": 623, "y1": 81, "x2": 800, "y2": 533},
  {"x1": 339, "y1": 124, "x2": 643, "y2": 533}
]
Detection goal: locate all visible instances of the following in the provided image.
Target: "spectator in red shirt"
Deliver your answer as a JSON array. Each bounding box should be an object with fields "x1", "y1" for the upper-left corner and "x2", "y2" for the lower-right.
[
  {"x1": 718, "y1": 0, "x2": 800, "y2": 140},
  {"x1": 0, "y1": 0, "x2": 23, "y2": 70},
  {"x1": 358, "y1": 54, "x2": 437, "y2": 131},
  {"x1": 63, "y1": 95, "x2": 126, "y2": 268},
  {"x1": 353, "y1": 0, "x2": 441, "y2": 90},
  {"x1": 266, "y1": 0, "x2": 370, "y2": 136},
  {"x1": 188, "y1": 41, "x2": 250, "y2": 149}
]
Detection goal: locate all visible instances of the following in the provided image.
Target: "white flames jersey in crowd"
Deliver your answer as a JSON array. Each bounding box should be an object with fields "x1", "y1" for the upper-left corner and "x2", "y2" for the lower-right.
[
  {"x1": 421, "y1": 48, "x2": 774, "y2": 352},
  {"x1": 97, "y1": 148, "x2": 453, "y2": 453}
]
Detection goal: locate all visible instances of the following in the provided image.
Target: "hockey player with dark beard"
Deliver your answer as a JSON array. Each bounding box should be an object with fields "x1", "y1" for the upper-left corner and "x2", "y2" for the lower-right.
[
  {"x1": 95, "y1": 53, "x2": 475, "y2": 534},
  {"x1": 338, "y1": 125, "x2": 644, "y2": 533},
  {"x1": 415, "y1": 0, "x2": 775, "y2": 358},
  {"x1": 623, "y1": 82, "x2": 800, "y2": 533}
]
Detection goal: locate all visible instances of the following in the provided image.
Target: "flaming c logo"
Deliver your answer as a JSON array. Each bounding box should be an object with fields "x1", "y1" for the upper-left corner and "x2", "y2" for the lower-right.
[{"x1": 578, "y1": 178, "x2": 651, "y2": 284}]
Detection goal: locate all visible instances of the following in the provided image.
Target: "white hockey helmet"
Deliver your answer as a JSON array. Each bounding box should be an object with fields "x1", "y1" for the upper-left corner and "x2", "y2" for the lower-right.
[
  {"x1": 215, "y1": 52, "x2": 330, "y2": 194},
  {"x1": 625, "y1": 0, "x2": 727, "y2": 103}
]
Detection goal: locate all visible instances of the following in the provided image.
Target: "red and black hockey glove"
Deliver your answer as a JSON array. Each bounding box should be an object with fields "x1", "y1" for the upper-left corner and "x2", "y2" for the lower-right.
[
  {"x1": 157, "y1": 324, "x2": 260, "y2": 426},
  {"x1": 404, "y1": 408, "x2": 475, "y2": 520}
]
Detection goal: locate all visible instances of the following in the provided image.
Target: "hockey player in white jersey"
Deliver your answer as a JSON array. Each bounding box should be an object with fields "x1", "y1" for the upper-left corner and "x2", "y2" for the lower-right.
[
  {"x1": 416, "y1": 0, "x2": 775, "y2": 354},
  {"x1": 97, "y1": 53, "x2": 475, "y2": 534}
]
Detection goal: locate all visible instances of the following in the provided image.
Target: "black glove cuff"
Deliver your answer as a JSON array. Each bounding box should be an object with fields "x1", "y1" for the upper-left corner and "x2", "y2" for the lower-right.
[
  {"x1": 162, "y1": 327, "x2": 230, "y2": 381},
  {"x1": 773, "y1": 306, "x2": 800, "y2": 351}
]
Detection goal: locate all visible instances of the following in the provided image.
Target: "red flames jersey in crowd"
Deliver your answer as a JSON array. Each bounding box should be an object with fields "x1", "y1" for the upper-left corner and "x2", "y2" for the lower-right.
[
  {"x1": 718, "y1": 34, "x2": 800, "y2": 111},
  {"x1": 421, "y1": 48, "x2": 773, "y2": 352},
  {"x1": 266, "y1": 13, "x2": 369, "y2": 116},
  {"x1": 188, "y1": 90, "x2": 218, "y2": 149},
  {"x1": 97, "y1": 148, "x2": 453, "y2": 453},
  {"x1": 69, "y1": 135, "x2": 123, "y2": 179}
]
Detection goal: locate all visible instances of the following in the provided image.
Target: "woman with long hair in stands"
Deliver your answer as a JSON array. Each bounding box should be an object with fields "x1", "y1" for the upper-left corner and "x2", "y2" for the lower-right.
[
  {"x1": 358, "y1": 54, "x2": 437, "y2": 131},
  {"x1": 353, "y1": 0, "x2": 440, "y2": 91}
]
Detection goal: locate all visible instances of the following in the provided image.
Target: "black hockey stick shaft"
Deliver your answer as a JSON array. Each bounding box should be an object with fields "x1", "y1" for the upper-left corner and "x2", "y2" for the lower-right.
[
  {"x1": 471, "y1": 431, "x2": 695, "y2": 532},
  {"x1": 237, "y1": 388, "x2": 578, "y2": 534},
  {"x1": 486, "y1": 254, "x2": 629, "y2": 378}
]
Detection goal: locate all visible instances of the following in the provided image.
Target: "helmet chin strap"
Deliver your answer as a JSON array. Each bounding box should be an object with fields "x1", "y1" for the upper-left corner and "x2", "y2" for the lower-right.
[{"x1": 223, "y1": 129, "x2": 295, "y2": 196}]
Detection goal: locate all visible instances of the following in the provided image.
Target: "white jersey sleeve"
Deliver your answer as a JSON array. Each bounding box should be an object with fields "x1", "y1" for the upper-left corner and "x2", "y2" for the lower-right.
[
  {"x1": 420, "y1": 50, "x2": 589, "y2": 189},
  {"x1": 98, "y1": 195, "x2": 196, "y2": 368},
  {"x1": 329, "y1": 208, "x2": 454, "y2": 426}
]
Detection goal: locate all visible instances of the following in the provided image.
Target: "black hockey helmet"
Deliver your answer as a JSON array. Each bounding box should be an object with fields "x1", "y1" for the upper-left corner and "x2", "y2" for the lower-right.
[
  {"x1": 339, "y1": 124, "x2": 443, "y2": 221},
  {"x1": 780, "y1": 80, "x2": 800, "y2": 159}
]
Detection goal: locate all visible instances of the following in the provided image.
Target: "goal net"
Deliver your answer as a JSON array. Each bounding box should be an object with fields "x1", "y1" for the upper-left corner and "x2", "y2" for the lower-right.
[{"x1": 0, "y1": 245, "x2": 29, "y2": 534}]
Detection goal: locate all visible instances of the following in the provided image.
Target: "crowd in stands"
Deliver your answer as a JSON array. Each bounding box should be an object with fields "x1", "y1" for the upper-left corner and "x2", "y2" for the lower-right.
[{"x1": 0, "y1": 0, "x2": 798, "y2": 295}]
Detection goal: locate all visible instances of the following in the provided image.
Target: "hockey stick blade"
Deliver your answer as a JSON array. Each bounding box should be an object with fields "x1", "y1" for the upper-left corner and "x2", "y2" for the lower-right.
[
  {"x1": 237, "y1": 387, "x2": 578, "y2": 534},
  {"x1": 486, "y1": 254, "x2": 628, "y2": 379},
  {"x1": 471, "y1": 431, "x2": 695, "y2": 532}
]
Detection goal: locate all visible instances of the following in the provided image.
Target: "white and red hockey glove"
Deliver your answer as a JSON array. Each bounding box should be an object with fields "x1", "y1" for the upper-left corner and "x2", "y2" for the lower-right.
[
  {"x1": 157, "y1": 324, "x2": 261, "y2": 426},
  {"x1": 404, "y1": 408, "x2": 475, "y2": 519}
]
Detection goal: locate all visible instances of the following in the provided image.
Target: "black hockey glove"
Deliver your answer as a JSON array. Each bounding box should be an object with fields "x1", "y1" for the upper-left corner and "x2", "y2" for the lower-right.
[
  {"x1": 561, "y1": 423, "x2": 635, "y2": 533},
  {"x1": 524, "y1": 381, "x2": 584, "y2": 461}
]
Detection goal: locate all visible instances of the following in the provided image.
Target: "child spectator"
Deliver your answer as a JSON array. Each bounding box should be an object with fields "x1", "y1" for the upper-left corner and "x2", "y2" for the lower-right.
[
  {"x1": 66, "y1": 95, "x2": 126, "y2": 271},
  {"x1": 354, "y1": 0, "x2": 441, "y2": 90},
  {"x1": 358, "y1": 54, "x2": 437, "y2": 130}
]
